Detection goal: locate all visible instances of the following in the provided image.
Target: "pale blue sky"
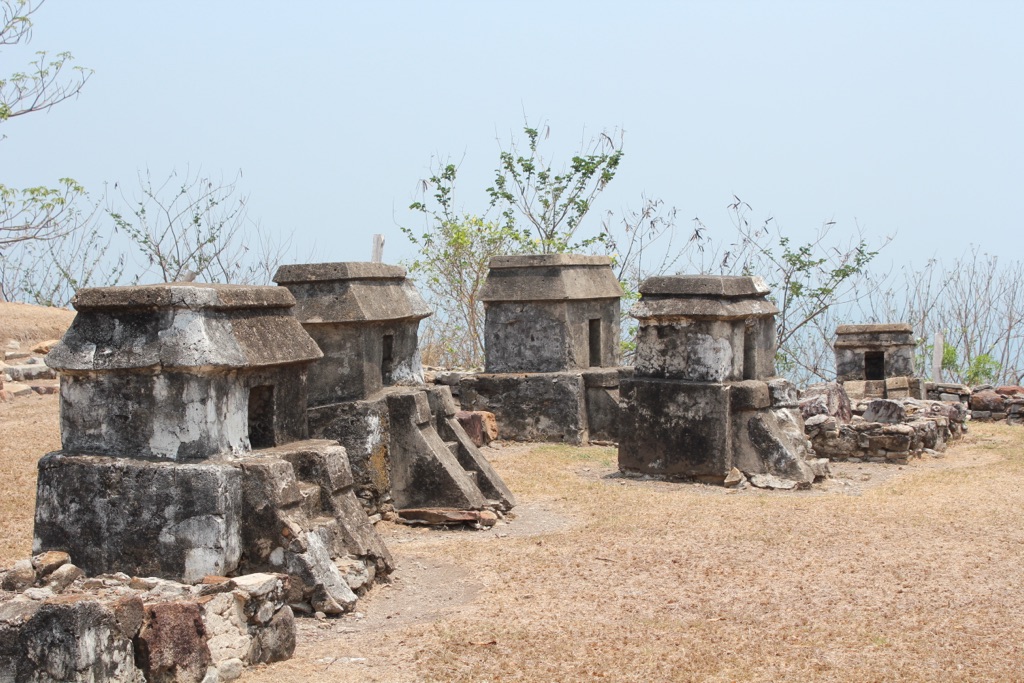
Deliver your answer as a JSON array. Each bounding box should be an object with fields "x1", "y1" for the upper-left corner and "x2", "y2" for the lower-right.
[{"x1": 5, "y1": 0, "x2": 1022, "y2": 271}]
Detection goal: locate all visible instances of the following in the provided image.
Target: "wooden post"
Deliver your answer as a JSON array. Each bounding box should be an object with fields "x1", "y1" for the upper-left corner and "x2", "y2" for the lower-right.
[
  {"x1": 371, "y1": 234, "x2": 385, "y2": 263},
  {"x1": 932, "y1": 330, "x2": 944, "y2": 383}
]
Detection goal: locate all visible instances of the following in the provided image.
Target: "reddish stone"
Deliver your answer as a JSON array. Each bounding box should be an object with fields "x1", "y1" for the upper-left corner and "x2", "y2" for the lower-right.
[
  {"x1": 970, "y1": 389, "x2": 1005, "y2": 412},
  {"x1": 135, "y1": 602, "x2": 211, "y2": 683},
  {"x1": 996, "y1": 385, "x2": 1024, "y2": 397},
  {"x1": 398, "y1": 508, "x2": 481, "y2": 524},
  {"x1": 455, "y1": 410, "x2": 499, "y2": 446}
]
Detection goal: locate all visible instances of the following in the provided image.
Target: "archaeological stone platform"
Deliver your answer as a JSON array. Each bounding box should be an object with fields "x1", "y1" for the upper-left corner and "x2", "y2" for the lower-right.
[
  {"x1": 459, "y1": 254, "x2": 625, "y2": 444},
  {"x1": 618, "y1": 275, "x2": 824, "y2": 485},
  {"x1": 275, "y1": 263, "x2": 515, "y2": 514},
  {"x1": 36, "y1": 283, "x2": 392, "y2": 618}
]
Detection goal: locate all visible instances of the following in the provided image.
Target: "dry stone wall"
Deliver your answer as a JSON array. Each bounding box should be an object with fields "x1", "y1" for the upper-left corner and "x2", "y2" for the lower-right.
[
  {"x1": 1, "y1": 551, "x2": 294, "y2": 683},
  {"x1": 925, "y1": 382, "x2": 1024, "y2": 425},
  {"x1": 801, "y1": 383, "x2": 967, "y2": 463}
]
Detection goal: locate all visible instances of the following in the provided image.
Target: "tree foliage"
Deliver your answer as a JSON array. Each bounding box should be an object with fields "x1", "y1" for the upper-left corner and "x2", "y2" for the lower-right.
[
  {"x1": 864, "y1": 248, "x2": 1024, "y2": 386},
  {"x1": 486, "y1": 124, "x2": 623, "y2": 253},
  {"x1": 405, "y1": 123, "x2": 626, "y2": 366},
  {"x1": 405, "y1": 163, "x2": 523, "y2": 367}
]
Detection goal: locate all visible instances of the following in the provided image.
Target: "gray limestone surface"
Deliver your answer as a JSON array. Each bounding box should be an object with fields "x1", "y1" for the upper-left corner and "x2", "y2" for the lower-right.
[
  {"x1": 480, "y1": 254, "x2": 622, "y2": 373},
  {"x1": 619, "y1": 275, "x2": 817, "y2": 485},
  {"x1": 46, "y1": 283, "x2": 321, "y2": 460},
  {"x1": 460, "y1": 373, "x2": 589, "y2": 444}
]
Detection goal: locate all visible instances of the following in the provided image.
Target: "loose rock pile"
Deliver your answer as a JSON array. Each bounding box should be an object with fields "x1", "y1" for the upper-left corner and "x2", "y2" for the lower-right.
[
  {"x1": 1, "y1": 551, "x2": 294, "y2": 682},
  {"x1": 801, "y1": 383, "x2": 967, "y2": 463}
]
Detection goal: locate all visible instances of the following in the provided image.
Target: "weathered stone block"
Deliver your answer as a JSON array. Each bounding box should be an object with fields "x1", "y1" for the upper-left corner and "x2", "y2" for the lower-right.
[
  {"x1": 634, "y1": 319, "x2": 740, "y2": 382},
  {"x1": 800, "y1": 382, "x2": 853, "y2": 423},
  {"x1": 862, "y1": 399, "x2": 906, "y2": 424},
  {"x1": 767, "y1": 377, "x2": 800, "y2": 407},
  {"x1": 0, "y1": 596, "x2": 145, "y2": 683},
  {"x1": 971, "y1": 390, "x2": 1005, "y2": 412},
  {"x1": 730, "y1": 380, "x2": 771, "y2": 411},
  {"x1": 618, "y1": 379, "x2": 731, "y2": 480},
  {"x1": 34, "y1": 454, "x2": 243, "y2": 582},
  {"x1": 136, "y1": 601, "x2": 211, "y2": 683},
  {"x1": 454, "y1": 411, "x2": 498, "y2": 447},
  {"x1": 732, "y1": 409, "x2": 814, "y2": 483},
  {"x1": 584, "y1": 386, "x2": 620, "y2": 442},
  {"x1": 460, "y1": 372, "x2": 588, "y2": 444},
  {"x1": 307, "y1": 398, "x2": 391, "y2": 501}
]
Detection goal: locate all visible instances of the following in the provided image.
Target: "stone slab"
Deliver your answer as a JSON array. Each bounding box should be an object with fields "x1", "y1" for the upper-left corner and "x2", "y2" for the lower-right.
[
  {"x1": 638, "y1": 275, "x2": 770, "y2": 298},
  {"x1": 618, "y1": 379, "x2": 731, "y2": 480},
  {"x1": 459, "y1": 372, "x2": 588, "y2": 444},
  {"x1": 34, "y1": 453, "x2": 244, "y2": 582}
]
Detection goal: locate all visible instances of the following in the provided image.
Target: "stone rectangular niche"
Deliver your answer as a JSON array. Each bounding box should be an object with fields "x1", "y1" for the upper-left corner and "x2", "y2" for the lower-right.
[{"x1": 589, "y1": 318, "x2": 602, "y2": 367}]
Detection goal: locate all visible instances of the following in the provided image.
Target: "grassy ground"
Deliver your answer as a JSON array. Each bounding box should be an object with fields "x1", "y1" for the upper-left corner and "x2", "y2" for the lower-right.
[{"x1": 2, "y1": 393, "x2": 1022, "y2": 682}]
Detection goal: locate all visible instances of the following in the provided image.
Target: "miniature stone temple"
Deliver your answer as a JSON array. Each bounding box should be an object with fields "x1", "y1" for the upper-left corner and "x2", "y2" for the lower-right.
[
  {"x1": 458, "y1": 254, "x2": 627, "y2": 443},
  {"x1": 834, "y1": 323, "x2": 922, "y2": 399},
  {"x1": 37, "y1": 283, "x2": 392, "y2": 615},
  {"x1": 274, "y1": 263, "x2": 515, "y2": 514},
  {"x1": 618, "y1": 275, "x2": 824, "y2": 486}
]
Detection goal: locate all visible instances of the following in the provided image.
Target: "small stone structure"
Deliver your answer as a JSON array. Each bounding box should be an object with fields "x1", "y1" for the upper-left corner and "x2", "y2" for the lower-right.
[
  {"x1": 36, "y1": 284, "x2": 392, "y2": 623},
  {"x1": 834, "y1": 323, "x2": 922, "y2": 399},
  {"x1": 274, "y1": 262, "x2": 431, "y2": 405},
  {"x1": 1, "y1": 554, "x2": 294, "y2": 682},
  {"x1": 618, "y1": 275, "x2": 824, "y2": 486},
  {"x1": 459, "y1": 254, "x2": 626, "y2": 444},
  {"x1": 274, "y1": 263, "x2": 515, "y2": 515}
]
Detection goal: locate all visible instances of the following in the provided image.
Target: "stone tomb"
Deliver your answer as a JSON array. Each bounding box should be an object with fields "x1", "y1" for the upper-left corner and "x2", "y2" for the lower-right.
[
  {"x1": 36, "y1": 284, "x2": 392, "y2": 617},
  {"x1": 618, "y1": 275, "x2": 823, "y2": 485},
  {"x1": 834, "y1": 323, "x2": 922, "y2": 399},
  {"x1": 274, "y1": 263, "x2": 515, "y2": 515},
  {"x1": 459, "y1": 254, "x2": 626, "y2": 443}
]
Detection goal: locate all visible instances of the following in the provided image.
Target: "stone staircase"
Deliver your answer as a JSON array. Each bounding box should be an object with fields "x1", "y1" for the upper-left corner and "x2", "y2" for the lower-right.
[{"x1": 237, "y1": 439, "x2": 393, "y2": 615}]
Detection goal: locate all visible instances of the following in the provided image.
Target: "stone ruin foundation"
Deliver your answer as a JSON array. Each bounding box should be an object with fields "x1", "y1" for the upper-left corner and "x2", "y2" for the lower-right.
[
  {"x1": 924, "y1": 382, "x2": 1024, "y2": 425},
  {"x1": 273, "y1": 262, "x2": 515, "y2": 518},
  {"x1": 801, "y1": 386, "x2": 968, "y2": 463},
  {"x1": 834, "y1": 323, "x2": 923, "y2": 400},
  {"x1": 457, "y1": 254, "x2": 627, "y2": 444},
  {"x1": 617, "y1": 275, "x2": 827, "y2": 488},
  {"x1": 4, "y1": 283, "x2": 401, "y2": 681}
]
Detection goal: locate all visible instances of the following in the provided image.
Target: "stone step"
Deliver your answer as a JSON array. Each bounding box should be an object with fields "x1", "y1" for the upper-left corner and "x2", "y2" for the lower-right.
[{"x1": 445, "y1": 440, "x2": 459, "y2": 457}]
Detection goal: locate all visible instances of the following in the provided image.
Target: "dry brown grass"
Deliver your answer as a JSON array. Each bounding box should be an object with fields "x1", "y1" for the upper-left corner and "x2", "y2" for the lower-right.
[
  {"x1": 247, "y1": 427, "x2": 1024, "y2": 683},
  {"x1": 0, "y1": 301, "x2": 74, "y2": 348},
  {"x1": 2, "y1": 394, "x2": 1023, "y2": 682},
  {"x1": 0, "y1": 393, "x2": 60, "y2": 563}
]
